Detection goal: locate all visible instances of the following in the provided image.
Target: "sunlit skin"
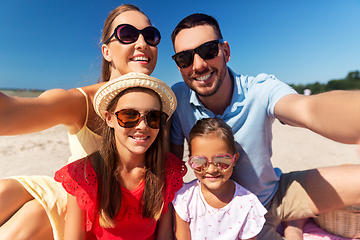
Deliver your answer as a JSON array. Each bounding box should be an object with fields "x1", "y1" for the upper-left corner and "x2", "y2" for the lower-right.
[
  {"x1": 173, "y1": 25, "x2": 230, "y2": 98},
  {"x1": 173, "y1": 25, "x2": 233, "y2": 115},
  {"x1": 104, "y1": 89, "x2": 160, "y2": 172},
  {"x1": 190, "y1": 134, "x2": 239, "y2": 208},
  {"x1": 102, "y1": 10, "x2": 158, "y2": 80},
  {"x1": 0, "y1": 8, "x2": 161, "y2": 240}
]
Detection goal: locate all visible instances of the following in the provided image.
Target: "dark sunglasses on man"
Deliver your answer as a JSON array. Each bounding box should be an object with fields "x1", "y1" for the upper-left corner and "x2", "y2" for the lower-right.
[
  {"x1": 105, "y1": 24, "x2": 161, "y2": 46},
  {"x1": 172, "y1": 39, "x2": 224, "y2": 68}
]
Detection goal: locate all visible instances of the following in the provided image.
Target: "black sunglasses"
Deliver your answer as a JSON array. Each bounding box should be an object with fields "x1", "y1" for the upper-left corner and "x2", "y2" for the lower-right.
[
  {"x1": 114, "y1": 109, "x2": 168, "y2": 129},
  {"x1": 172, "y1": 39, "x2": 224, "y2": 68},
  {"x1": 105, "y1": 24, "x2": 161, "y2": 46}
]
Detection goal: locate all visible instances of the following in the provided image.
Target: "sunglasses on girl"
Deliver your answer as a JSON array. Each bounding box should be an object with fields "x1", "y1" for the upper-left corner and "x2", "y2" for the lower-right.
[
  {"x1": 188, "y1": 153, "x2": 236, "y2": 173},
  {"x1": 114, "y1": 109, "x2": 168, "y2": 129},
  {"x1": 105, "y1": 24, "x2": 161, "y2": 46},
  {"x1": 172, "y1": 39, "x2": 224, "y2": 69}
]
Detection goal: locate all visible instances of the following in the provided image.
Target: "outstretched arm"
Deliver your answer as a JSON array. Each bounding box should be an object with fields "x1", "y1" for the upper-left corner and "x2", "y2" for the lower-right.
[
  {"x1": 274, "y1": 90, "x2": 360, "y2": 144},
  {"x1": 64, "y1": 194, "x2": 86, "y2": 240},
  {"x1": 0, "y1": 88, "x2": 87, "y2": 135}
]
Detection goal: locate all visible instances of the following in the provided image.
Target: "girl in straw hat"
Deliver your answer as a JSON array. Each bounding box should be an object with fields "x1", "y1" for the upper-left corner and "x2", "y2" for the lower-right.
[
  {"x1": 0, "y1": 4, "x2": 163, "y2": 240},
  {"x1": 55, "y1": 73, "x2": 186, "y2": 240}
]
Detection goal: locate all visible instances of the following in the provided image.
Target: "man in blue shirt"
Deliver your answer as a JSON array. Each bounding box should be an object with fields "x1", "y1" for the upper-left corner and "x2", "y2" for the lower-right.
[{"x1": 169, "y1": 13, "x2": 360, "y2": 239}]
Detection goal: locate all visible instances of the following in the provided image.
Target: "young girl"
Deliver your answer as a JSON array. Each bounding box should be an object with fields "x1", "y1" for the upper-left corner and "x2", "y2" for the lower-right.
[
  {"x1": 55, "y1": 72, "x2": 186, "y2": 239},
  {"x1": 172, "y1": 117, "x2": 267, "y2": 240},
  {"x1": 0, "y1": 4, "x2": 162, "y2": 239}
]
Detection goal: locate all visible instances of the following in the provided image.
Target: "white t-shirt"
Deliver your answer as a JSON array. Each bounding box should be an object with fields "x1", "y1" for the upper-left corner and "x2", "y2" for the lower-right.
[{"x1": 172, "y1": 179, "x2": 267, "y2": 240}]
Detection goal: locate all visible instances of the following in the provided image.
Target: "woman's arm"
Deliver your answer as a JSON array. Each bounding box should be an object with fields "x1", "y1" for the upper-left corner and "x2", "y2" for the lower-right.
[
  {"x1": 64, "y1": 194, "x2": 86, "y2": 240},
  {"x1": 156, "y1": 203, "x2": 174, "y2": 240},
  {"x1": 173, "y1": 208, "x2": 191, "y2": 240},
  {"x1": 0, "y1": 88, "x2": 87, "y2": 135}
]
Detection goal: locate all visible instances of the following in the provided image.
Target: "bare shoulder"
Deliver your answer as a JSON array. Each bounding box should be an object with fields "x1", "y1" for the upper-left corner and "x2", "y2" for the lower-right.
[
  {"x1": 78, "y1": 82, "x2": 106, "y2": 100},
  {"x1": 76, "y1": 82, "x2": 106, "y2": 133}
]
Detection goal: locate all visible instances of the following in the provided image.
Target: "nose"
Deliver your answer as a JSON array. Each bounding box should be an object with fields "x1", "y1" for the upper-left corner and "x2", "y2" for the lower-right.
[
  {"x1": 192, "y1": 53, "x2": 207, "y2": 72},
  {"x1": 206, "y1": 163, "x2": 217, "y2": 174},
  {"x1": 135, "y1": 115, "x2": 149, "y2": 129},
  {"x1": 135, "y1": 33, "x2": 148, "y2": 49}
]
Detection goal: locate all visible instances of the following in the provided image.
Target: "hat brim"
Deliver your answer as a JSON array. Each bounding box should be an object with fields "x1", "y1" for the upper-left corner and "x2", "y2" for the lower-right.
[{"x1": 94, "y1": 72, "x2": 177, "y2": 120}]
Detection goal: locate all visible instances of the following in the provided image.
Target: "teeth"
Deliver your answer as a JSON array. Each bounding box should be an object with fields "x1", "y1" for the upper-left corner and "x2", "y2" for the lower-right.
[
  {"x1": 133, "y1": 136, "x2": 147, "y2": 140},
  {"x1": 195, "y1": 73, "x2": 211, "y2": 81},
  {"x1": 133, "y1": 56, "x2": 149, "y2": 62}
]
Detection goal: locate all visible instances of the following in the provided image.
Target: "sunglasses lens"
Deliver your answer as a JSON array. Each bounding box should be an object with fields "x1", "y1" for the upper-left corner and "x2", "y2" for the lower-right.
[
  {"x1": 173, "y1": 40, "x2": 220, "y2": 68},
  {"x1": 117, "y1": 25, "x2": 138, "y2": 44},
  {"x1": 174, "y1": 51, "x2": 193, "y2": 69},
  {"x1": 198, "y1": 41, "x2": 219, "y2": 60},
  {"x1": 116, "y1": 25, "x2": 160, "y2": 46},
  {"x1": 143, "y1": 27, "x2": 161, "y2": 46},
  {"x1": 213, "y1": 155, "x2": 233, "y2": 171},
  {"x1": 116, "y1": 109, "x2": 140, "y2": 128},
  {"x1": 146, "y1": 111, "x2": 168, "y2": 129},
  {"x1": 115, "y1": 109, "x2": 167, "y2": 129},
  {"x1": 189, "y1": 157, "x2": 208, "y2": 173}
]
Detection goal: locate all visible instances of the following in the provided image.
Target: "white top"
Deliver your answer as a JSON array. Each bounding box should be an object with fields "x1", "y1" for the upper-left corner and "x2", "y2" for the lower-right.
[{"x1": 172, "y1": 179, "x2": 267, "y2": 240}]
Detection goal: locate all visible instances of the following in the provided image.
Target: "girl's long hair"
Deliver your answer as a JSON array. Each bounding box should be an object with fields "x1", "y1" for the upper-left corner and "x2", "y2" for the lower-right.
[{"x1": 90, "y1": 88, "x2": 165, "y2": 228}]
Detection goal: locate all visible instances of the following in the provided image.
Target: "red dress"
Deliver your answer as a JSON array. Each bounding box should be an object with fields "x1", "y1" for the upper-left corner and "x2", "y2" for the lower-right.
[{"x1": 55, "y1": 153, "x2": 186, "y2": 240}]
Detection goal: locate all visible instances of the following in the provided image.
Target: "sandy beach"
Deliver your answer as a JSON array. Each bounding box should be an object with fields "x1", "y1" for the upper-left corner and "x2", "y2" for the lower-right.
[{"x1": 0, "y1": 120, "x2": 359, "y2": 180}]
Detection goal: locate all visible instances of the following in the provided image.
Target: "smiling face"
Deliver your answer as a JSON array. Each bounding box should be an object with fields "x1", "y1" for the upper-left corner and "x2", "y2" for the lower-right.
[
  {"x1": 190, "y1": 134, "x2": 238, "y2": 192},
  {"x1": 105, "y1": 88, "x2": 161, "y2": 159},
  {"x1": 102, "y1": 10, "x2": 158, "y2": 79},
  {"x1": 173, "y1": 25, "x2": 230, "y2": 97}
]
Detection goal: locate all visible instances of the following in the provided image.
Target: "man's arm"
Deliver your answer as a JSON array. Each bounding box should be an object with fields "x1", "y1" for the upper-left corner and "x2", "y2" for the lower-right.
[{"x1": 274, "y1": 90, "x2": 360, "y2": 144}]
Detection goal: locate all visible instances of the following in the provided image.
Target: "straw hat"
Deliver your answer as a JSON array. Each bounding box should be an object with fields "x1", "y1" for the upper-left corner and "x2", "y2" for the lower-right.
[{"x1": 94, "y1": 72, "x2": 177, "y2": 119}]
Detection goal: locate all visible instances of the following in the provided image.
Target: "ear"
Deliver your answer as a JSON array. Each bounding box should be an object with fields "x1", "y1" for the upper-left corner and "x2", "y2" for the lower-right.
[
  {"x1": 104, "y1": 111, "x2": 116, "y2": 128},
  {"x1": 102, "y1": 44, "x2": 112, "y2": 62},
  {"x1": 222, "y1": 41, "x2": 231, "y2": 63},
  {"x1": 233, "y1": 152, "x2": 240, "y2": 164}
]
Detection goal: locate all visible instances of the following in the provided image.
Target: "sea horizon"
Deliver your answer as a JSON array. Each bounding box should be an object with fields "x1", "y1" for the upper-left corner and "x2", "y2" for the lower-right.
[{"x1": 0, "y1": 88, "x2": 44, "y2": 97}]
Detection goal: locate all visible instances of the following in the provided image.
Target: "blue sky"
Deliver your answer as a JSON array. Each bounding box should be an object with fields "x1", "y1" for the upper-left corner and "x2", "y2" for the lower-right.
[{"x1": 0, "y1": 0, "x2": 359, "y2": 90}]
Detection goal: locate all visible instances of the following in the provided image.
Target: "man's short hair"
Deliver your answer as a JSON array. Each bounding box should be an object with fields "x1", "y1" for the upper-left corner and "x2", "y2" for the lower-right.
[{"x1": 171, "y1": 13, "x2": 223, "y2": 46}]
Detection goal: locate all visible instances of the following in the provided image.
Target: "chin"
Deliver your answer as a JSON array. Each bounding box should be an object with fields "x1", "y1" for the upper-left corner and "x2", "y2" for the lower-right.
[{"x1": 133, "y1": 66, "x2": 155, "y2": 75}]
